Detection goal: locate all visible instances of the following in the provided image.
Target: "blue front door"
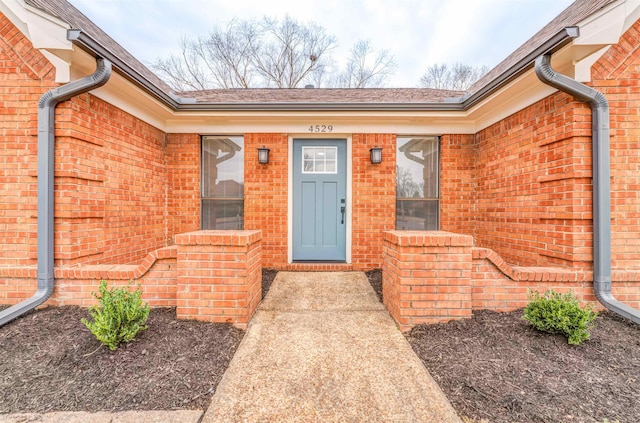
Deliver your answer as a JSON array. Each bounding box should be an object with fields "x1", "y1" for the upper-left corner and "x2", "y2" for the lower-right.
[{"x1": 292, "y1": 139, "x2": 347, "y2": 261}]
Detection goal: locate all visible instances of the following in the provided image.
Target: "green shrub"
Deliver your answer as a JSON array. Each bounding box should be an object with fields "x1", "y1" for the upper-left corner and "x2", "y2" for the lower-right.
[
  {"x1": 523, "y1": 289, "x2": 598, "y2": 345},
  {"x1": 81, "y1": 280, "x2": 150, "y2": 350}
]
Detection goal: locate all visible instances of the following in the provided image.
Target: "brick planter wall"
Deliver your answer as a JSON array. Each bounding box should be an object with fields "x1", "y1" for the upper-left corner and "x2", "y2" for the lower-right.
[
  {"x1": 382, "y1": 231, "x2": 474, "y2": 331},
  {"x1": 1, "y1": 231, "x2": 263, "y2": 329},
  {"x1": 383, "y1": 230, "x2": 640, "y2": 332},
  {"x1": 175, "y1": 230, "x2": 262, "y2": 328}
]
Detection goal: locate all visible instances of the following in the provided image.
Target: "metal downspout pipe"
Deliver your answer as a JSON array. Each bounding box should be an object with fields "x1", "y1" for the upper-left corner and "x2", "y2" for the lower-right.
[
  {"x1": 535, "y1": 53, "x2": 640, "y2": 324},
  {"x1": 0, "y1": 58, "x2": 112, "y2": 326}
]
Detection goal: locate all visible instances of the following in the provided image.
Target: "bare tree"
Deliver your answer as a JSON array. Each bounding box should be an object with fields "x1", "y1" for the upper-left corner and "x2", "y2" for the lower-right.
[
  {"x1": 151, "y1": 16, "x2": 335, "y2": 90},
  {"x1": 333, "y1": 40, "x2": 396, "y2": 88},
  {"x1": 252, "y1": 16, "x2": 335, "y2": 88},
  {"x1": 151, "y1": 36, "x2": 212, "y2": 91},
  {"x1": 151, "y1": 17, "x2": 396, "y2": 90},
  {"x1": 418, "y1": 62, "x2": 489, "y2": 91}
]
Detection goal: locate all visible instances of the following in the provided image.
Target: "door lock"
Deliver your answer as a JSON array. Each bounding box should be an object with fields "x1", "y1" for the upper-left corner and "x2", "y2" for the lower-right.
[{"x1": 340, "y1": 199, "x2": 346, "y2": 224}]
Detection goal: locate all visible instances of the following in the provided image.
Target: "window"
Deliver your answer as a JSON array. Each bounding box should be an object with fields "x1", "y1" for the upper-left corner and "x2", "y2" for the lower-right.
[
  {"x1": 201, "y1": 136, "x2": 244, "y2": 230},
  {"x1": 396, "y1": 136, "x2": 439, "y2": 230},
  {"x1": 302, "y1": 146, "x2": 337, "y2": 174}
]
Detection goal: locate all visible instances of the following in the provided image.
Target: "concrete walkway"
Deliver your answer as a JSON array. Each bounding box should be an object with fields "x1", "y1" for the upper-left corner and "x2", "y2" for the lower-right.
[{"x1": 202, "y1": 271, "x2": 462, "y2": 423}]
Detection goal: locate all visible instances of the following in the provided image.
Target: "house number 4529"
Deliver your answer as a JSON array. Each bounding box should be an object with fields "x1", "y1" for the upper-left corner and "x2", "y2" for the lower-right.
[{"x1": 308, "y1": 124, "x2": 333, "y2": 133}]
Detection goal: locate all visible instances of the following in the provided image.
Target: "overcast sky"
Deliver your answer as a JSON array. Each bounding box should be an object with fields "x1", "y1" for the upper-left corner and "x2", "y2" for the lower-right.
[{"x1": 67, "y1": 0, "x2": 574, "y2": 87}]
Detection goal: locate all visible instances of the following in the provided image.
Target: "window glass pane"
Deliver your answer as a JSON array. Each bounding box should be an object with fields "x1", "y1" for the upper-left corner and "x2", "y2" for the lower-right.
[
  {"x1": 202, "y1": 136, "x2": 244, "y2": 198},
  {"x1": 396, "y1": 200, "x2": 439, "y2": 230},
  {"x1": 202, "y1": 199, "x2": 244, "y2": 230},
  {"x1": 396, "y1": 137, "x2": 439, "y2": 199},
  {"x1": 201, "y1": 136, "x2": 244, "y2": 230},
  {"x1": 304, "y1": 159, "x2": 314, "y2": 172},
  {"x1": 396, "y1": 136, "x2": 439, "y2": 230},
  {"x1": 302, "y1": 146, "x2": 337, "y2": 174},
  {"x1": 325, "y1": 162, "x2": 336, "y2": 173}
]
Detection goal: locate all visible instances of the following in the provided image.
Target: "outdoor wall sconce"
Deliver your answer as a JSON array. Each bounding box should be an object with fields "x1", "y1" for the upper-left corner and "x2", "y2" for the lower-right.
[
  {"x1": 370, "y1": 147, "x2": 382, "y2": 164},
  {"x1": 258, "y1": 146, "x2": 270, "y2": 164}
]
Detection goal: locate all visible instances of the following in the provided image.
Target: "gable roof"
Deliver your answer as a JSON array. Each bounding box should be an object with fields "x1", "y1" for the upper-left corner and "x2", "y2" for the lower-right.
[
  {"x1": 21, "y1": 0, "x2": 617, "y2": 110},
  {"x1": 23, "y1": 0, "x2": 173, "y2": 93},
  {"x1": 467, "y1": 0, "x2": 616, "y2": 95}
]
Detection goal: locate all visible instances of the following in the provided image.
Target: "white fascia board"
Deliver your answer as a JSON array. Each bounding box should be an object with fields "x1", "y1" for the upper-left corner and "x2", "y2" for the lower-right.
[{"x1": 0, "y1": 0, "x2": 72, "y2": 82}]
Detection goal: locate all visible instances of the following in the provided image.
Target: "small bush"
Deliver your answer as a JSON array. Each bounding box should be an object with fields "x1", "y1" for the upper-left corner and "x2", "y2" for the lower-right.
[
  {"x1": 81, "y1": 280, "x2": 150, "y2": 350},
  {"x1": 523, "y1": 289, "x2": 598, "y2": 345}
]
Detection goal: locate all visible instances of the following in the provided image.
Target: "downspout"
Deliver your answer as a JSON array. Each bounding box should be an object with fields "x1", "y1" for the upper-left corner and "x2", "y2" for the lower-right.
[
  {"x1": 535, "y1": 53, "x2": 640, "y2": 324},
  {"x1": 0, "y1": 58, "x2": 112, "y2": 326}
]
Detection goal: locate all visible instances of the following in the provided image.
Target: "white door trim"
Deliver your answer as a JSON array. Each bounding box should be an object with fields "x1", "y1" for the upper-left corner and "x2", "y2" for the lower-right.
[{"x1": 287, "y1": 134, "x2": 352, "y2": 263}]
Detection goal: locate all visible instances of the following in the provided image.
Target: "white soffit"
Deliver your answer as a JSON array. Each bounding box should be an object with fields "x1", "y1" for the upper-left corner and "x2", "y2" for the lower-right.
[
  {"x1": 574, "y1": 0, "x2": 640, "y2": 46},
  {"x1": 0, "y1": 0, "x2": 73, "y2": 82}
]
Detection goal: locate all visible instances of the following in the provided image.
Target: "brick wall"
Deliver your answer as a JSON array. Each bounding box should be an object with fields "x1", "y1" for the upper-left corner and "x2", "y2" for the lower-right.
[
  {"x1": 440, "y1": 134, "x2": 476, "y2": 235},
  {"x1": 0, "y1": 13, "x2": 172, "y2": 267},
  {"x1": 473, "y1": 94, "x2": 593, "y2": 269},
  {"x1": 1, "y1": 232, "x2": 263, "y2": 330},
  {"x1": 0, "y1": 246, "x2": 178, "y2": 307},
  {"x1": 382, "y1": 231, "x2": 473, "y2": 331},
  {"x1": 244, "y1": 133, "x2": 289, "y2": 267},
  {"x1": 591, "y1": 19, "x2": 640, "y2": 271},
  {"x1": 54, "y1": 95, "x2": 168, "y2": 265},
  {"x1": 383, "y1": 231, "x2": 640, "y2": 331},
  {"x1": 0, "y1": 13, "x2": 56, "y2": 266},
  {"x1": 352, "y1": 134, "x2": 396, "y2": 269},
  {"x1": 175, "y1": 230, "x2": 262, "y2": 328},
  {"x1": 166, "y1": 133, "x2": 200, "y2": 240},
  {"x1": 470, "y1": 20, "x2": 640, "y2": 272}
]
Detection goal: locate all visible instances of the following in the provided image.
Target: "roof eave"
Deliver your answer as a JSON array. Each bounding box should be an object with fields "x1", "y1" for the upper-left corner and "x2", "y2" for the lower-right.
[
  {"x1": 67, "y1": 26, "x2": 579, "y2": 113},
  {"x1": 174, "y1": 102, "x2": 466, "y2": 112},
  {"x1": 462, "y1": 26, "x2": 580, "y2": 109}
]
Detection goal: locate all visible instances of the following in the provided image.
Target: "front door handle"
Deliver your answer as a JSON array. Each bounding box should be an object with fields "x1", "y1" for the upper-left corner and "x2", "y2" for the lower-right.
[{"x1": 340, "y1": 198, "x2": 346, "y2": 224}]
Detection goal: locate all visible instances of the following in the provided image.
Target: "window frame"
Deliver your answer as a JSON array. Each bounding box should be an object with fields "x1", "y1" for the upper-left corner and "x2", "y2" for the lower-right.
[
  {"x1": 395, "y1": 135, "x2": 440, "y2": 230},
  {"x1": 200, "y1": 135, "x2": 245, "y2": 230}
]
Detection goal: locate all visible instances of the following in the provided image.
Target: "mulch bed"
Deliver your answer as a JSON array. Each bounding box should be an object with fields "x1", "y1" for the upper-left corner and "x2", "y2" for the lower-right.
[
  {"x1": 364, "y1": 268, "x2": 640, "y2": 423},
  {"x1": 0, "y1": 306, "x2": 243, "y2": 413},
  {"x1": 407, "y1": 310, "x2": 640, "y2": 423},
  {"x1": 0, "y1": 268, "x2": 279, "y2": 413},
  {"x1": 3, "y1": 268, "x2": 639, "y2": 422}
]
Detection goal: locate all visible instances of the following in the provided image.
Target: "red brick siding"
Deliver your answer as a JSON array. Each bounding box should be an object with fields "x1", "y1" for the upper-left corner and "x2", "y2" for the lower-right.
[
  {"x1": 591, "y1": 19, "x2": 640, "y2": 271},
  {"x1": 244, "y1": 133, "x2": 289, "y2": 267},
  {"x1": 474, "y1": 94, "x2": 593, "y2": 268},
  {"x1": 383, "y1": 231, "x2": 640, "y2": 331},
  {"x1": 53, "y1": 95, "x2": 168, "y2": 265},
  {"x1": 382, "y1": 231, "x2": 473, "y2": 331},
  {"x1": 440, "y1": 134, "x2": 476, "y2": 235},
  {"x1": 0, "y1": 246, "x2": 178, "y2": 307},
  {"x1": 166, "y1": 133, "x2": 201, "y2": 239},
  {"x1": 351, "y1": 134, "x2": 396, "y2": 269},
  {"x1": 0, "y1": 13, "x2": 56, "y2": 266},
  {"x1": 175, "y1": 230, "x2": 262, "y2": 329}
]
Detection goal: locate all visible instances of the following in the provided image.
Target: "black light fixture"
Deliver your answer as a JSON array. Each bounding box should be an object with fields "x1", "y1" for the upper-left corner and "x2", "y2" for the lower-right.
[
  {"x1": 370, "y1": 147, "x2": 382, "y2": 164},
  {"x1": 258, "y1": 146, "x2": 270, "y2": 164}
]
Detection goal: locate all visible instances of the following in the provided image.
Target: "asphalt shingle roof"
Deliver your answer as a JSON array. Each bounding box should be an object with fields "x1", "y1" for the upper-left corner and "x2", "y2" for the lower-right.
[{"x1": 176, "y1": 88, "x2": 465, "y2": 103}]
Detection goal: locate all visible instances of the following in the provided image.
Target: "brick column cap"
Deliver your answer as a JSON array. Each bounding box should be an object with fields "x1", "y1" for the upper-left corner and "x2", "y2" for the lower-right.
[
  {"x1": 383, "y1": 230, "x2": 474, "y2": 247},
  {"x1": 175, "y1": 230, "x2": 262, "y2": 246}
]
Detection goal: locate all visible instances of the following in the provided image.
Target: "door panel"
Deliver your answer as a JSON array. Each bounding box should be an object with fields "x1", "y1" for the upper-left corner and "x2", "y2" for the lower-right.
[
  {"x1": 293, "y1": 139, "x2": 346, "y2": 261},
  {"x1": 300, "y1": 182, "x2": 316, "y2": 246}
]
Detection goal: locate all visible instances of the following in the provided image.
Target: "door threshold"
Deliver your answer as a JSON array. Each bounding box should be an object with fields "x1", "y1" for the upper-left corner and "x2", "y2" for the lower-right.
[{"x1": 292, "y1": 260, "x2": 347, "y2": 264}]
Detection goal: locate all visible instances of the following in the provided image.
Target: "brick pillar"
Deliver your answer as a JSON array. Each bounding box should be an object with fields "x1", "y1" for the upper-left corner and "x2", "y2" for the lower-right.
[
  {"x1": 175, "y1": 230, "x2": 262, "y2": 329},
  {"x1": 382, "y1": 231, "x2": 473, "y2": 331}
]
